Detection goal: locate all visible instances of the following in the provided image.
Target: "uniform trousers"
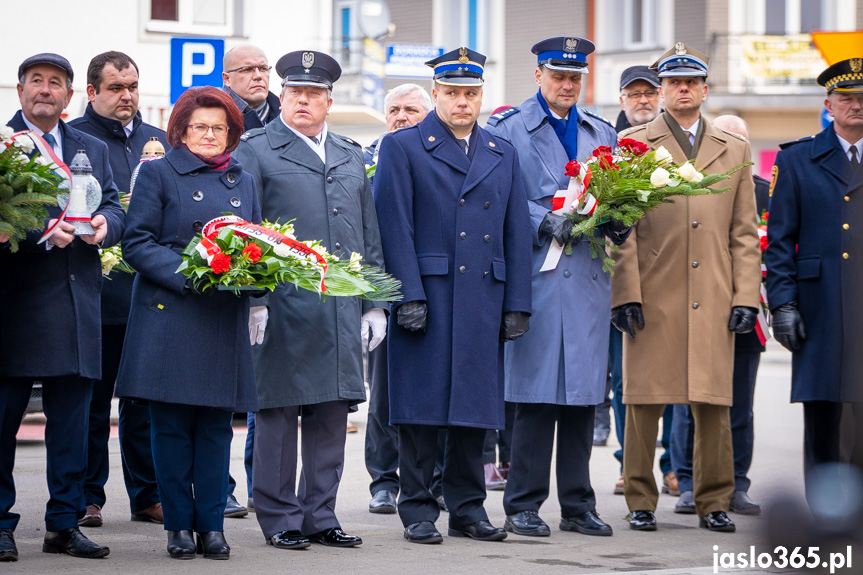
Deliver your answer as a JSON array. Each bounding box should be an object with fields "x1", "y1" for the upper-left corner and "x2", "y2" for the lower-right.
[
  {"x1": 803, "y1": 401, "x2": 863, "y2": 503},
  {"x1": 0, "y1": 376, "x2": 91, "y2": 531},
  {"x1": 84, "y1": 323, "x2": 159, "y2": 513},
  {"x1": 503, "y1": 403, "x2": 596, "y2": 518},
  {"x1": 624, "y1": 403, "x2": 733, "y2": 515},
  {"x1": 148, "y1": 401, "x2": 232, "y2": 532},
  {"x1": 398, "y1": 424, "x2": 486, "y2": 528},
  {"x1": 253, "y1": 401, "x2": 349, "y2": 538}
]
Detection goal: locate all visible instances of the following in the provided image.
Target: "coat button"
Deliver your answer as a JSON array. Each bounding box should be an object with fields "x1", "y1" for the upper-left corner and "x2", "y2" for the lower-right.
[
  {"x1": 193, "y1": 190, "x2": 203, "y2": 201},
  {"x1": 845, "y1": 196, "x2": 850, "y2": 202},
  {"x1": 335, "y1": 242, "x2": 341, "y2": 250},
  {"x1": 192, "y1": 220, "x2": 203, "y2": 233},
  {"x1": 459, "y1": 266, "x2": 466, "y2": 273},
  {"x1": 70, "y1": 273, "x2": 75, "y2": 281},
  {"x1": 460, "y1": 232, "x2": 467, "y2": 239},
  {"x1": 563, "y1": 271, "x2": 571, "y2": 278},
  {"x1": 483, "y1": 271, "x2": 489, "y2": 277},
  {"x1": 327, "y1": 176, "x2": 334, "y2": 183},
  {"x1": 126, "y1": 146, "x2": 131, "y2": 153},
  {"x1": 692, "y1": 302, "x2": 699, "y2": 309},
  {"x1": 230, "y1": 197, "x2": 241, "y2": 207},
  {"x1": 227, "y1": 173, "x2": 236, "y2": 183},
  {"x1": 484, "y1": 202, "x2": 490, "y2": 209},
  {"x1": 459, "y1": 199, "x2": 465, "y2": 206},
  {"x1": 692, "y1": 221, "x2": 699, "y2": 228},
  {"x1": 692, "y1": 261, "x2": 699, "y2": 268},
  {"x1": 592, "y1": 273, "x2": 598, "y2": 280},
  {"x1": 843, "y1": 252, "x2": 849, "y2": 259},
  {"x1": 843, "y1": 223, "x2": 850, "y2": 230},
  {"x1": 484, "y1": 234, "x2": 490, "y2": 242},
  {"x1": 333, "y1": 208, "x2": 339, "y2": 216}
]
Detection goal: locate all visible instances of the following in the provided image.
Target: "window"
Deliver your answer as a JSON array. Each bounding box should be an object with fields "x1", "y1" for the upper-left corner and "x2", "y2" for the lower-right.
[
  {"x1": 758, "y1": 0, "x2": 826, "y2": 34},
  {"x1": 436, "y1": 0, "x2": 489, "y2": 56},
  {"x1": 602, "y1": 0, "x2": 658, "y2": 50},
  {"x1": 145, "y1": 0, "x2": 241, "y2": 36}
]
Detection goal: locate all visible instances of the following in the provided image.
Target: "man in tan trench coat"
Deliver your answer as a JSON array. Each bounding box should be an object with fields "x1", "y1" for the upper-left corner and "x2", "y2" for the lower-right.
[{"x1": 611, "y1": 43, "x2": 761, "y2": 533}]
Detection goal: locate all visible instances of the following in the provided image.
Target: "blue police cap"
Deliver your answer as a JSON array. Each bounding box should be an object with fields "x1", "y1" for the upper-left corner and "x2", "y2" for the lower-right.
[
  {"x1": 817, "y1": 58, "x2": 863, "y2": 93},
  {"x1": 425, "y1": 47, "x2": 486, "y2": 86},
  {"x1": 531, "y1": 37, "x2": 594, "y2": 73},
  {"x1": 650, "y1": 42, "x2": 709, "y2": 78},
  {"x1": 18, "y1": 53, "x2": 74, "y2": 83},
  {"x1": 276, "y1": 50, "x2": 341, "y2": 90}
]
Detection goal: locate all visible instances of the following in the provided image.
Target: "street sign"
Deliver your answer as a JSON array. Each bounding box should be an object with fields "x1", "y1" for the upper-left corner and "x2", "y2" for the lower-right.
[
  {"x1": 170, "y1": 38, "x2": 225, "y2": 104},
  {"x1": 385, "y1": 44, "x2": 444, "y2": 78}
]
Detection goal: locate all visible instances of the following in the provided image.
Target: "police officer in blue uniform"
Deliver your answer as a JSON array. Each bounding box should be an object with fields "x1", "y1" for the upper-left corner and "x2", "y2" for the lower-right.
[
  {"x1": 486, "y1": 36, "x2": 626, "y2": 538},
  {"x1": 374, "y1": 47, "x2": 532, "y2": 544},
  {"x1": 765, "y1": 58, "x2": 863, "y2": 503}
]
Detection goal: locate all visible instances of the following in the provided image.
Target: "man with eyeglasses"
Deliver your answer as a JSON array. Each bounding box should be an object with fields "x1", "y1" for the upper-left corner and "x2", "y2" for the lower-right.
[{"x1": 222, "y1": 45, "x2": 280, "y2": 132}]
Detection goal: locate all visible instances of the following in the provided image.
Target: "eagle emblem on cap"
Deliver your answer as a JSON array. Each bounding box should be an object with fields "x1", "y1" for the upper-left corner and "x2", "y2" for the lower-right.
[
  {"x1": 564, "y1": 38, "x2": 578, "y2": 53},
  {"x1": 852, "y1": 58, "x2": 863, "y2": 73},
  {"x1": 458, "y1": 47, "x2": 469, "y2": 64},
  {"x1": 675, "y1": 42, "x2": 687, "y2": 55},
  {"x1": 302, "y1": 52, "x2": 315, "y2": 70}
]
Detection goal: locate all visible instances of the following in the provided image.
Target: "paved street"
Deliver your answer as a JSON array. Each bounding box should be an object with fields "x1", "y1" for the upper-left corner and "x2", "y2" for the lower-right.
[{"x1": 4, "y1": 342, "x2": 853, "y2": 574}]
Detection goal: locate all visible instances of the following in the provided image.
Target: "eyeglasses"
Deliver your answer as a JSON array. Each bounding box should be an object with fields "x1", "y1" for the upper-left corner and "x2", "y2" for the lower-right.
[
  {"x1": 187, "y1": 124, "x2": 229, "y2": 136},
  {"x1": 623, "y1": 90, "x2": 659, "y2": 100},
  {"x1": 225, "y1": 65, "x2": 272, "y2": 75}
]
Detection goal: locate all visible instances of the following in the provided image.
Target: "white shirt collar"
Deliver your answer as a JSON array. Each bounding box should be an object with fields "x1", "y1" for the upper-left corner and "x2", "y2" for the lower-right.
[
  {"x1": 281, "y1": 116, "x2": 327, "y2": 163},
  {"x1": 21, "y1": 115, "x2": 62, "y2": 158},
  {"x1": 680, "y1": 118, "x2": 700, "y2": 144},
  {"x1": 123, "y1": 120, "x2": 134, "y2": 138},
  {"x1": 835, "y1": 133, "x2": 862, "y2": 162}
]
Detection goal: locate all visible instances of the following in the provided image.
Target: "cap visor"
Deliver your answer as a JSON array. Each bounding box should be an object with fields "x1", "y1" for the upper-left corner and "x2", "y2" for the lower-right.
[
  {"x1": 282, "y1": 79, "x2": 332, "y2": 89},
  {"x1": 542, "y1": 62, "x2": 589, "y2": 73},
  {"x1": 434, "y1": 77, "x2": 484, "y2": 86},
  {"x1": 658, "y1": 70, "x2": 707, "y2": 77}
]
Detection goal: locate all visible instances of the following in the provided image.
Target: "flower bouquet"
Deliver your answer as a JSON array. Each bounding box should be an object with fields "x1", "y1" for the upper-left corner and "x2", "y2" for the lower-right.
[
  {"x1": 101, "y1": 244, "x2": 135, "y2": 277},
  {"x1": 176, "y1": 216, "x2": 402, "y2": 300},
  {"x1": 555, "y1": 138, "x2": 752, "y2": 272},
  {"x1": 0, "y1": 127, "x2": 65, "y2": 251},
  {"x1": 754, "y1": 209, "x2": 771, "y2": 344}
]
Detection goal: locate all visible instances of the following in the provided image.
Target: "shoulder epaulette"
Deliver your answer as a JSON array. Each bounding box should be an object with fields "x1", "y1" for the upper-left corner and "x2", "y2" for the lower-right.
[
  {"x1": 240, "y1": 127, "x2": 266, "y2": 141},
  {"x1": 486, "y1": 106, "x2": 520, "y2": 125},
  {"x1": 618, "y1": 124, "x2": 646, "y2": 138},
  {"x1": 337, "y1": 135, "x2": 362, "y2": 148},
  {"x1": 778, "y1": 135, "x2": 815, "y2": 150},
  {"x1": 582, "y1": 109, "x2": 614, "y2": 129},
  {"x1": 718, "y1": 128, "x2": 747, "y2": 142}
]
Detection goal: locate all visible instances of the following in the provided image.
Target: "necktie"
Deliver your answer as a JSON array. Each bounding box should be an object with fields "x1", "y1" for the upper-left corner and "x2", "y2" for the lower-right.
[
  {"x1": 687, "y1": 131, "x2": 695, "y2": 146},
  {"x1": 456, "y1": 138, "x2": 468, "y2": 155},
  {"x1": 42, "y1": 133, "x2": 56, "y2": 147},
  {"x1": 851, "y1": 145, "x2": 859, "y2": 169}
]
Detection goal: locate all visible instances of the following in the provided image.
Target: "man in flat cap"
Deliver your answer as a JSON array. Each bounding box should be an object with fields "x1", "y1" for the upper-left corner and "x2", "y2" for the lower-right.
[
  {"x1": 374, "y1": 47, "x2": 532, "y2": 544},
  {"x1": 0, "y1": 53, "x2": 124, "y2": 561},
  {"x1": 235, "y1": 50, "x2": 385, "y2": 551},
  {"x1": 611, "y1": 42, "x2": 760, "y2": 533},
  {"x1": 765, "y1": 57, "x2": 863, "y2": 507},
  {"x1": 485, "y1": 36, "x2": 624, "y2": 538}
]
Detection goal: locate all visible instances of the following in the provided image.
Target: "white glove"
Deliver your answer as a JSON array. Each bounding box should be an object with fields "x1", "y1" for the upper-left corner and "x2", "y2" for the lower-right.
[
  {"x1": 249, "y1": 306, "x2": 268, "y2": 345},
  {"x1": 361, "y1": 308, "x2": 388, "y2": 352}
]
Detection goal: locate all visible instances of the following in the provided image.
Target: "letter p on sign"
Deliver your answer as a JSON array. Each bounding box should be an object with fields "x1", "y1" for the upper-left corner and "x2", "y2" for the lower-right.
[{"x1": 170, "y1": 38, "x2": 225, "y2": 103}]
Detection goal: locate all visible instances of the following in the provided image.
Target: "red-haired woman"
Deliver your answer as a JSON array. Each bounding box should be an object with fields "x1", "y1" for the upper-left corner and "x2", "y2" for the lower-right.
[{"x1": 116, "y1": 87, "x2": 259, "y2": 560}]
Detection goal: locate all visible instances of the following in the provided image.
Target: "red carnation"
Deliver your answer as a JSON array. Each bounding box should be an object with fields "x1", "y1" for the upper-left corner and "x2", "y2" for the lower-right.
[
  {"x1": 597, "y1": 153, "x2": 619, "y2": 171},
  {"x1": 210, "y1": 253, "x2": 231, "y2": 274},
  {"x1": 242, "y1": 243, "x2": 262, "y2": 263},
  {"x1": 618, "y1": 138, "x2": 649, "y2": 156},
  {"x1": 762, "y1": 211, "x2": 769, "y2": 221},
  {"x1": 759, "y1": 235, "x2": 769, "y2": 252},
  {"x1": 592, "y1": 145, "x2": 613, "y2": 158},
  {"x1": 564, "y1": 160, "x2": 581, "y2": 177}
]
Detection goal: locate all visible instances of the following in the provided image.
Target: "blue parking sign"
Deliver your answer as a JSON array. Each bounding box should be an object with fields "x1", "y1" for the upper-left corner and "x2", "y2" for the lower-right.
[{"x1": 170, "y1": 38, "x2": 225, "y2": 103}]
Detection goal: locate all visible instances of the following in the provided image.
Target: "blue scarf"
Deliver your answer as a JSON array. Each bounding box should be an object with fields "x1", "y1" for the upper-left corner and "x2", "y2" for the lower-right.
[{"x1": 536, "y1": 91, "x2": 579, "y2": 161}]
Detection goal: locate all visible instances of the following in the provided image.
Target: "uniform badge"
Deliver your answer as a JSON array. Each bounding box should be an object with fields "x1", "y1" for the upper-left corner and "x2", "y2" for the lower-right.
[
  {"x1": 852, "y1": 58, "x2": 863, "y2": 73},
  {"x1": 458, "y1": 47, "x2": 469, "y2": 64},
  {"x1": 769, "y1": 165, "x2": 778, "y2": 197},
  {"x1": 564, "y1": 38, "x2": 578, "y2": 53},
  {"x1": 675, "y1": 42, "x2": 687, "y2": 55},
  {"x1": 302, "y1": 52, "x2": 315, "y2": 71}
]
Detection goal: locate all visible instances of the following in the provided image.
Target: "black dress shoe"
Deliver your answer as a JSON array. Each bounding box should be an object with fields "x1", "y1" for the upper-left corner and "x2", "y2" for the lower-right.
[
  {"x1": 448, "y1": 520, "x2": 507, "y2": 541},
  {"x1": 267, "y1": 530, "x2": 311, "y2": 549},
  {"x1": 699, "y1": 511, "x2": 736, "y2": 533},
  {"x1": 42, "y1": 527, "x2": 110, "y2": 558},
  {"x1": 166, "y1": 530, "x2": 195, "y2": 559},
  {"x1": 674, "y1": 490, "x2": 697, "y2": 514},
  {"x1": 308, "y1": 527, "x2": 362, "y2": 547},
  {"x1": 0, "y1": 529, "x2": 17, "y2": 562},
  {"x1": 224, "y1": 494, "x2": 248, "y2": 518},
  {"x1": 404, "y1": 521, "x2": 443, "y2": 544},
  {"x1": 503, "y1": 511, "x2": 550, "y2": 537},
  {"x1": 729, "y1": 491, "x2": 761, "y2": 516},
  {"x1": 369, "y1": 490, "x2": 397, "y2": 514},
  {"x1": 196, "y1": 531, "x2": 230, "y2": 559},
  {"x1": 560, "y1": 511, "x2": 613, "y2": 537},
  {"x1": 628, "y1": 510, "x2": 657, "y2": 531}
]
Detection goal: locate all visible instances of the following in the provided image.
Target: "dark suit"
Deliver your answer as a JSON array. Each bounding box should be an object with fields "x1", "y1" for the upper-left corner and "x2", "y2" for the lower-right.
[
  {"x1": 68, "y1": 104, "x2": 168, "y2": 514},
  {"x1": 0, "y1": 111, "x2": 124, "y2": 532}
]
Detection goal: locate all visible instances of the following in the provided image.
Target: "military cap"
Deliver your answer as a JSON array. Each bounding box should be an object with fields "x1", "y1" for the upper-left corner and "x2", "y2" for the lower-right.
[
  {"x1": 817, "y1": 58, "x2": 863, "y2": 93},
  {"x1": 532, "y1": 37, "x2": 595, "y2": 73},
  {"x1": 620, "y1": 65, "x2": 660, "y2": 89},
  {"x1": 651, "y1": 42, "x2": 709, "y2": 77},
  {"x1": 425, "y1": 47, "x2": 486, "y2": 86},
  {"x1": 276, "y1": 50, "x2": 341, "y2": 89},
  {"x1": 18, "y1": 53, "x2": 74, "y2": 83}
]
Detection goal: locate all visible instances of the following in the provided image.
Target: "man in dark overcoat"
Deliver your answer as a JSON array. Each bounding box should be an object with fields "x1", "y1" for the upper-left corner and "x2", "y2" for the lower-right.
[
  {"x1": 374, "y1": 47, "x2": 532, "y2": 544},
  {"x1": 765, "y1": 58, "x2": 863, "y2": 505},
  {"x1": 0, "y1": 53, "x2": 124, "y2": 561},
  {"x1": 68, "y1": 50, "x2": 166, "y2": 528},
  {"x1": 222, "y1": 45, "x2": 281, "y2": 132},
  {"x1": 234, "y1": 50, "x2": 386, "y2": 550}
]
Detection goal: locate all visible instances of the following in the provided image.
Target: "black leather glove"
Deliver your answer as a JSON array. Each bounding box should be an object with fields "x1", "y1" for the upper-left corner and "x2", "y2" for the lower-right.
[
  {"x1": 611, "y1": 303, "x2": 644, "y2": 339},
  {"x1": 538, "y1": 213, "x2": 574, "y2": 245},
  {"x1": 599, "y1": 219, "x2": 632, "y2": 246},
  {"x1": 500, "y1": 311, "x2": 530, "y2": 342},
  {"x1": 728, "y1": 306, "x2": 758, "y2": 334},
  {"x1": 771, "y1": 302, "x2": 806, "y2": 351},
  {"x1": 397, "y1": 301, "x2": 428, "y2": 333}
]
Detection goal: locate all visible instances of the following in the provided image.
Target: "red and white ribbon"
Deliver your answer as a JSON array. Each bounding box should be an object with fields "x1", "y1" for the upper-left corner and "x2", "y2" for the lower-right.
[{"x1": 541, "y1": 163, "x2": 590, "y2": 272}]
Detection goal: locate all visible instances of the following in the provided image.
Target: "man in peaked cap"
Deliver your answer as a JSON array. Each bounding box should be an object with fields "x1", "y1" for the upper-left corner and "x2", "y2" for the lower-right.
[
  {"x1": 374, "y1": 47, "x2": 532, "y2": 544},
  {"x1": 235, "y1": 49, "x2": 385, "y2": 550},
  {"x1": 485, "y1": 36, "x2": 625, "y2": 539},
  {"x1": 765, "y1": 58, "x2": 863, "y2": 510},
  {"x1": 610, "y1": 41, "x2": 760, "y2": 533}
]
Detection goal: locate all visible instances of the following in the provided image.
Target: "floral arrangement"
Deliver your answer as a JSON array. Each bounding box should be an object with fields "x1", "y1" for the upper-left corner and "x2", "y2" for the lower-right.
[
  {"x1": 176, "y1": 216, "x2": 402, "y2": 300},
  {"x1": 559, "y1": 139, "x2": 753, "y2": 271},
  {"x1": 0, "y1": 127, "x2": 64, "y2": 251},
  {"x1": 100, "y1": 192, "x2": 135, "y2": 277},
  {"x1": 754, "y1": 209, "x2": 771, "y2": 344}
]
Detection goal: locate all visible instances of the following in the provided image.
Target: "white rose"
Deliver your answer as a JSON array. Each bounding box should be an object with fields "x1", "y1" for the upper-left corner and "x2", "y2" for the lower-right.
[
  {"x1": 650, "y1": 167, "x2": 670, "y2": 187},
  {"x1": 15, "y1": 137, "x2": 34, "y2": 154},
  {"x1": 691, "y1": 172, "x2": 704, "y2": 183},
  {"x1": 348, "y1": 252, "x2": 362, "y2": 272},
  {"x1": 273, "y1": 243, "x2": 292, "y2": 258},
  {"x1": 654, "y1": 145, "x2": 673, "y2": 164},
  {"x1": 0, "y1": 125, "x2": 14, "y2": 140},
  {"x1": 16, "y1": 153, "x2": 29, "y2": 165},
  {"x1": 677, "y1": 161, "x2": 700, "y2": 183},
  {"x1": 35, "y1": 155, "x2": 54, "y2": 167}
]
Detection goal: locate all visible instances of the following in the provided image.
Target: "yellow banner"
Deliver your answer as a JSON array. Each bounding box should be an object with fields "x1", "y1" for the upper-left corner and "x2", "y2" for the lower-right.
[{"x1": 739, "y1": 34, "x2": 827, "y2": 80}]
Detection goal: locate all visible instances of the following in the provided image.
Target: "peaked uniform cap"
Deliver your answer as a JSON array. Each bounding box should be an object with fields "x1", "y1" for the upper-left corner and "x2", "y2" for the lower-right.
[
  {"x1": 276, "y1": 50, "x2": 341, "y2": 89},
  {"x1": 425, "y1": 47, "x2": 486, "y2": 86},
  {"x1": 651, "y1": 42, "x2": 709, "y2": 77},
  {"x1": 531, "y1": 36, "x2": 595, "y2": 73}
]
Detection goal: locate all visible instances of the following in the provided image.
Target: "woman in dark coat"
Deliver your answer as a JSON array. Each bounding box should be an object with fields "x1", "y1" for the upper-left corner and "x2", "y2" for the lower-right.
[{"x1": 116, "y1": 87, "x2": 260, "y2": 560}]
